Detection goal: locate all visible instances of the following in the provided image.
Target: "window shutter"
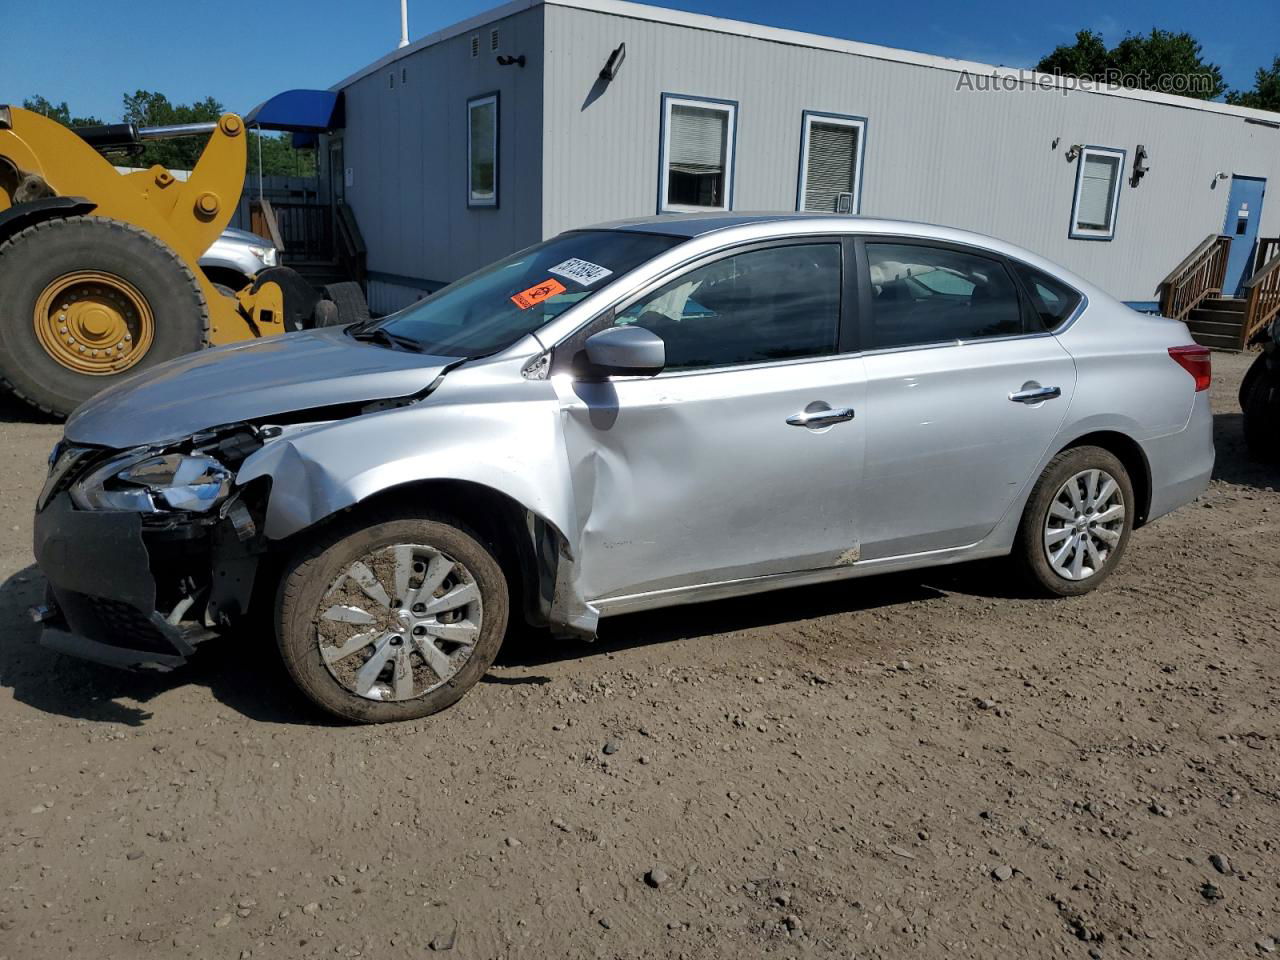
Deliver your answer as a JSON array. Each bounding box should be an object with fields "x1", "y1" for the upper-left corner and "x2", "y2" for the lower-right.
[
  {"x1": 669, "y1": 105, "x2": 727, "y2": 174},
  {"x1": 1077, "y1": 154, "x2": 1119, "y2": 230},
  {"x1": 804, "y1": 121, "x2": 859, "y2": 213}
]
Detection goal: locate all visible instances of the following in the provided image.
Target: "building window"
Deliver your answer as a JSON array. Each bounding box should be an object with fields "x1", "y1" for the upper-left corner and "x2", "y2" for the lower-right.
[
  {"x1": 797, "y1": 112, "x2": 866, "y2": 214},
  {"x1": 1070, "y1": 146, "x2": 1125, "y2": 240},
  {"x1": 659, "y1": 95, "x2": 736, "y2": 213},
  {"x1": 467, "y1": 93, "x2": 498, "y2": 208}
]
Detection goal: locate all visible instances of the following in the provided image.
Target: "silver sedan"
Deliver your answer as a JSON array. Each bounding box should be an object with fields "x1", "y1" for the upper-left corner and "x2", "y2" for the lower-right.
[{"x1": 33, "y1": 214, "x2": 1214, "y2": 722}]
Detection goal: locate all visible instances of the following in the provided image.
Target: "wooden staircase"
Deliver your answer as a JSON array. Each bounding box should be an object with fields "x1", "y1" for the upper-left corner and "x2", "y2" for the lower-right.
[{"x1": 1186, "y1": 297, "x2": 1247, "y2": 350}]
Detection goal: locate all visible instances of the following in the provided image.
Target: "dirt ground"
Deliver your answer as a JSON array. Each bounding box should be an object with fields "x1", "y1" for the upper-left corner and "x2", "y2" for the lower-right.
[{"x1": 1, "y1": 351, "x2": 1277, "y2": 960}]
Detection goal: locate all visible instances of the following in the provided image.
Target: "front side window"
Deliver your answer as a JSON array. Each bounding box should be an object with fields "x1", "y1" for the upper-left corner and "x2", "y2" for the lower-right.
[
  {"x1": 1070, "y1": 147, "x2": 1124, "y2": 240},
  {"x1": 369, "y1": 230, "x2": 684, "y2": 357},
  {"x1": 798, "y1": 112, "x2": 866, "y2": 214},
  {"x1": 865, "y1": 242, "x2": 1025, "y2": 349},
  {"x1": 610, "y1": 243, "x2": 841, "y2": 370},
  {"x1": 660, "y1": 95, "x2": 736, "y2": 213},
  {"x1": 468, "y1": 93, "x2": 498, "y2": 207}
]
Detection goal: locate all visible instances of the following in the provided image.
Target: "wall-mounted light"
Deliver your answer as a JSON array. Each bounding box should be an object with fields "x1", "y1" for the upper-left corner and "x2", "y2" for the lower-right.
[
  {"x1": 1215, "y1": 171, "x2": 1230, "y2": 180},
  {"x1": 496, "y1": 54, "x2": 526, "y2": 67},
  {"x1": 1065, "y1": 144, "x2": 1083, "y2": 162},
  {"x1": 1130, "y1": 144, "x2": 1149, "y2": 187},
  {"x1": 599, "y1": 42, "x2": 626, "y2": 82}
]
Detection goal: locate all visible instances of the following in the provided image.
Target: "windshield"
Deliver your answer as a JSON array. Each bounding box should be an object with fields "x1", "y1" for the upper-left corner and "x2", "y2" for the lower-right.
[{"x1": 362, "y1": 230, "x2": 686, "y2": 357}]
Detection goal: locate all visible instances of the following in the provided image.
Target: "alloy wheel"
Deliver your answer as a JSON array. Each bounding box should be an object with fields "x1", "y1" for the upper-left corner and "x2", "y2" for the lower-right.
[{"x1": 1043, "y1": 468, "x2": 1126, "y2": 581}]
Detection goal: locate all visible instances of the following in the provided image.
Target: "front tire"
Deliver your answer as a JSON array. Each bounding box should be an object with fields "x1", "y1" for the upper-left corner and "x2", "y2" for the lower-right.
[
  {"x1": 276, "y1": 512, "x2": 509, "y2": 723},
  {"x1": 1014, "y1": 446, "x2": 1134, "y2": 597}
]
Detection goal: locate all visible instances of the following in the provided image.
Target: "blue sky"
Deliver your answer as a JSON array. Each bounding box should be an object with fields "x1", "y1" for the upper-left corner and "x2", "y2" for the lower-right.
[{"x1": 3, "y1": 0, "x2": 1276, "y2": 121}]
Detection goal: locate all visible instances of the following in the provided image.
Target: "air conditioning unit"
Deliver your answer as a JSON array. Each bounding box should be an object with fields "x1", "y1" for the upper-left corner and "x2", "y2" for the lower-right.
[{"x1": 835, "y1": 192, "x2": 854, "y2": 214}]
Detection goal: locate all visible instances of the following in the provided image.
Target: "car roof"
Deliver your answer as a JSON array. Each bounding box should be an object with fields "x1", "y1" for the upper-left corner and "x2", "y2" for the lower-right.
[{"x1": 580, "y1": 212, "x2": 1105, "y2": 301}]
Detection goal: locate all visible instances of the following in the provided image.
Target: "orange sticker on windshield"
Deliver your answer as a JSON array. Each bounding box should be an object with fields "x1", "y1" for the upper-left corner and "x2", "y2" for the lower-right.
[{"x1": 510, "y1": 278, "x2": 566, "y2": 310}]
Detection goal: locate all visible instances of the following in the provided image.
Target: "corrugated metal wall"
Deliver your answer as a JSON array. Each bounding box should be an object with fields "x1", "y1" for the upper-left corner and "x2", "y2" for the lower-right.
[
  {"x1": 335, "y1": 6, "x2": 546, "y2": 312},
  {"x1": 541, "y1": 4, "x2": 1280, "y2": 303}
]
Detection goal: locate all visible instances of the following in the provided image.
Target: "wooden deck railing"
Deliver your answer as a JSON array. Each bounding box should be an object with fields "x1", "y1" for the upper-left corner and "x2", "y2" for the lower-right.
[
  {"x1": 1242, "y1": 242, "x2": 1280, "y2": 348},
  {"x1": 1158, "y1": 234, "x2": 1231, "y2": 322}
]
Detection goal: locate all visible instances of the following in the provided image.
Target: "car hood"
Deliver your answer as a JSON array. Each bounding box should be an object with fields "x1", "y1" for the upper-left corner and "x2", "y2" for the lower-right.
[{"x1": 65, "y1": 327, "x2": 455, "y2": 449}]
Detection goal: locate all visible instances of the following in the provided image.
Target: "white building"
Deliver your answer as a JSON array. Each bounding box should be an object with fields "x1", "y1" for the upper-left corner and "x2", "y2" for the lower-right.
[{"x1": 323, "y1": 0, "x2": 1280, "y2": 335}]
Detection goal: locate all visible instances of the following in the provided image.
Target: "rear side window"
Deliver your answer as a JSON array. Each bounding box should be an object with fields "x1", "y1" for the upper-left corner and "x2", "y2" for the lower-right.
[
  {"x1": 864, "y1": 242, "x2": 1025, "y2": 349},
  {"x1": 612, "y1": 243, "x2": 841, "y2": 370},
  {"x1": 1011, "y1": 262, "x2": 1082, "y2": 330}
]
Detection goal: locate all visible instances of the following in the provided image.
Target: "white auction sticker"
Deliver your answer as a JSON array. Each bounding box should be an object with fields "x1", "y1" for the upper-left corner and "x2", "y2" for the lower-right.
[{"x1": 548, "y1": 258, "x2": 614, "y2": 286}]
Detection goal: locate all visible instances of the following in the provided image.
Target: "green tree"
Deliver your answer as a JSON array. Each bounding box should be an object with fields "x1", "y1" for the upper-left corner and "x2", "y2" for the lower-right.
[
  {"x1": 1036, "y1": 28, "x2": 1226, "y2": 100},
  {"x1": 248, "y1": 131, "x2": 318, "y2": 178},
  {"x1": 1036, "y1": 29, "x2": 1109, "y2": 78},
  {"x1": 21, "y1": 95, "x2": 103, "y2": 127},
  {"x1": 121, "y1": 90, "x2": 225, "y2": 171},
  {"x1": 121, "y1": 90, "x2": 316, "y2": 176},
  {"x1": 1227, "y1": 57, "x2": 1280, "y2": 112}
]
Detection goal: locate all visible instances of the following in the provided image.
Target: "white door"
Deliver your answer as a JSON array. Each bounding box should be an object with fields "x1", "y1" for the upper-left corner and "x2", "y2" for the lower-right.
[{"x1": 855, "y1": 240, "x2": 1077, "y2": 560}]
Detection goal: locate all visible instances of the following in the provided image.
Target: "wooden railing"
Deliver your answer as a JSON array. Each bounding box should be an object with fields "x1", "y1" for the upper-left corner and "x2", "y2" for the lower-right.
[
  {"x1": 333, "y1": 202, "x2": 367, "y2": 284},
  {"x1": 1257, "y1": 237, "x2": 1280, "y2": 275},
  {"x1": 1158, "y1": 234, "x2": 1231, "y2": 322},
  {"x1": 270, "y1": 201, "x2": 333, "y2": 262},
  {"x1": 1242, "y1": 242, "x2": 1280, "y2": 348}
]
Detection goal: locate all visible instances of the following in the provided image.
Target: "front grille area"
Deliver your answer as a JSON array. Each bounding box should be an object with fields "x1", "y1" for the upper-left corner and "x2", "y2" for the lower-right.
[{"x1": 84, "y1": 597, "x2": 176, "y2": 655}]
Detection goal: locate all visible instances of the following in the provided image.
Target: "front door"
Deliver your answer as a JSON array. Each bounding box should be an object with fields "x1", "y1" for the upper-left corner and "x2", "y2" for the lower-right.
[
  {"x1": 1223, "y1": 175, "x2": 1266, "y2": 296},
  {"x1": 553, "y1": 240, "x2": 867, "y2": 603},
  {"x1": 855, "y1": 239, "x2": 1077, "y2": 560}
]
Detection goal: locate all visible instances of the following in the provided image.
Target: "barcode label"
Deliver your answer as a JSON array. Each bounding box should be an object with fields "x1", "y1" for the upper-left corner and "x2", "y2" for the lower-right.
[{"x1": 548, "y1": 258, "x2": 613, "y2": 287}]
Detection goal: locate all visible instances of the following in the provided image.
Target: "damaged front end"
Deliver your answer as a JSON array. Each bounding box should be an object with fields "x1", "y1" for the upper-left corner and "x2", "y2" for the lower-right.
[{"x1": 32, "y1": 427, "x2": 272, "y2": 671}]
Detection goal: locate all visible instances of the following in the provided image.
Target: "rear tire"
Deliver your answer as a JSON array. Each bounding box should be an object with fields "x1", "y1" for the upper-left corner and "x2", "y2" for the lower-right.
[
  {"x1": 1013, "y1": 446, "x2": 1134, "y2": 597},
  {"x1": 276, "y1": 512, "x2": 509, "y2": 723},
  {"x1": 1243, "y1": 370, "x2": 1280, "y2": 463},
  {"x1": 321, "y1": 281, "x2": 370, "y2": 325},
  {"x1": 0, "y1": 216, "x2": 207, "y2": 417}
]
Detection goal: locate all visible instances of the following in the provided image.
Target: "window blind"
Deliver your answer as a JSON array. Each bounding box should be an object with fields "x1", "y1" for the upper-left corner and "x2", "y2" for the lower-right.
[
  {"x1": 1077, "y1": 153, "x2": 1119, "y2": 230},
  {"x1": 804, "y1": 122, "x2": 858, "y2": 213},
  {"x1": 669, "y1": 105, "x2": 727, "y2": 174}
]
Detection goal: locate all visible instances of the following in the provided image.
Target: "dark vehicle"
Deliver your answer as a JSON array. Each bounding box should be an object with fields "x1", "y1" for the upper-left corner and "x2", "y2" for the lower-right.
[{"x1": 1242, "y1": 317, "x2": 1280, "y2": 463}]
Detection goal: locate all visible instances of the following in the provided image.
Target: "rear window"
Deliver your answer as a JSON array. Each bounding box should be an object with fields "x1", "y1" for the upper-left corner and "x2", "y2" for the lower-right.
[{"x1": 1011, "y1": 262, "x2": 1082, "y2": 330}]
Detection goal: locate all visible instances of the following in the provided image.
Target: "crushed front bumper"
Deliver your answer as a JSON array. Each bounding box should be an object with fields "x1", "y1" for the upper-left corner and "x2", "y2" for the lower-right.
[{"x1": 32, "y1": 494, "x2": 216, "y2": 671}]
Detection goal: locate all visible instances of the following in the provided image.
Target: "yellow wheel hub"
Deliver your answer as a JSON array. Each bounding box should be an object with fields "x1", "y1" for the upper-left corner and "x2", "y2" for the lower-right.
[{"x1": 33, "y1": 271, "x2": 155, "y2": 375}]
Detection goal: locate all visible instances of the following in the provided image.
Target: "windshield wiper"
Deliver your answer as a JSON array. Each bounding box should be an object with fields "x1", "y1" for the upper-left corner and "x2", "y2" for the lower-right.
[{"x1": 349, "y1": 327, "x2": 425, "y2": 353}]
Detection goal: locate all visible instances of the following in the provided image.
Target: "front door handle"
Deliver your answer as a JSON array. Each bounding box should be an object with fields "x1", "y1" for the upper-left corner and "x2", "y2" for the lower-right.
[
  {"x1": 1009, "y1": 385, "x2": 1062, "y2": 404},
  {"x1": 786, "y1": 406, "x2": 856, "y2": 428}
]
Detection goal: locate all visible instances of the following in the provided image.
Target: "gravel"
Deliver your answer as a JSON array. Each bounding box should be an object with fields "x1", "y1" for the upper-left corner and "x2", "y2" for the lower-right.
[{"x1": 0, "y1": 354, "x2": 1276, "y2": 958}]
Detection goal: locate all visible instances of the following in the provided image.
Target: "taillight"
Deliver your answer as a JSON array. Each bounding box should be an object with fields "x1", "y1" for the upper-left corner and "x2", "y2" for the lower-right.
[{"x1": 1168, "y1": 345, "x2": 1211, "y2": 392}]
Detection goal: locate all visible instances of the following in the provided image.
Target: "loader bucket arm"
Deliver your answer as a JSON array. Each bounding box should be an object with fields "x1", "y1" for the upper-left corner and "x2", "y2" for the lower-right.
[{"x1": 0, "y1": 106, "x2": 271, "y2": 343}]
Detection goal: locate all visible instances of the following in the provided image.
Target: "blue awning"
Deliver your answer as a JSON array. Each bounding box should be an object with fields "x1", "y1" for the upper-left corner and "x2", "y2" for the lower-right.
[{"x1": 244, "y1": 89, "x2": 344, "y2": 133}]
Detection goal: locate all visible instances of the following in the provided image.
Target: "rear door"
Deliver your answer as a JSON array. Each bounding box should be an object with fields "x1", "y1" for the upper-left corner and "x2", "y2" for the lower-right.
[
  {"x1": 855, "y1": 238, "x2": 1077, "y2": 560},
  {"x1": 552, "y1": 238, "x2": 868, "y2": 603}
]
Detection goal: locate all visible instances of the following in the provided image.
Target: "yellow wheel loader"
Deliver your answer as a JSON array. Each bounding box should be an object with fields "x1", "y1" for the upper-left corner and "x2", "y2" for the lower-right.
[{"x1": 0, "y1": 104, "x2": 330, "y2": 417}]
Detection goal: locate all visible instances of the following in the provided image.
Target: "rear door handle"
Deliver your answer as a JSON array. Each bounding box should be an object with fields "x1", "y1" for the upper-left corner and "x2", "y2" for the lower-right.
[
  {"x1": 787, "y1": 406, "x2": 856, "y2": 428},
  {"x1": 1009, "y1": 386, "x2": 1061, "y2": 404}
]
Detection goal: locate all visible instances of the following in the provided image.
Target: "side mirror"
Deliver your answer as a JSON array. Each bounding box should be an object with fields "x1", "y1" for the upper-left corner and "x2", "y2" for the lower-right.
[{"x1": 581, "y1": 326, "x2": 665, "y2": 378}]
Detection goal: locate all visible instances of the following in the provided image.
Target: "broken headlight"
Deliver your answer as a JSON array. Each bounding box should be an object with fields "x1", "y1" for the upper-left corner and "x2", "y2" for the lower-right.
[{"x1": 71, "y1": 452, "x2": 233, "y2": 513}]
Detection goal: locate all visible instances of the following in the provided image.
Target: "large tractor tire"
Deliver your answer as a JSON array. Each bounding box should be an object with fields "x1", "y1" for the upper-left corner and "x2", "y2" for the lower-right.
[{"x1": 0, "y1": 215, "x2": 207, "y2": 417}]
